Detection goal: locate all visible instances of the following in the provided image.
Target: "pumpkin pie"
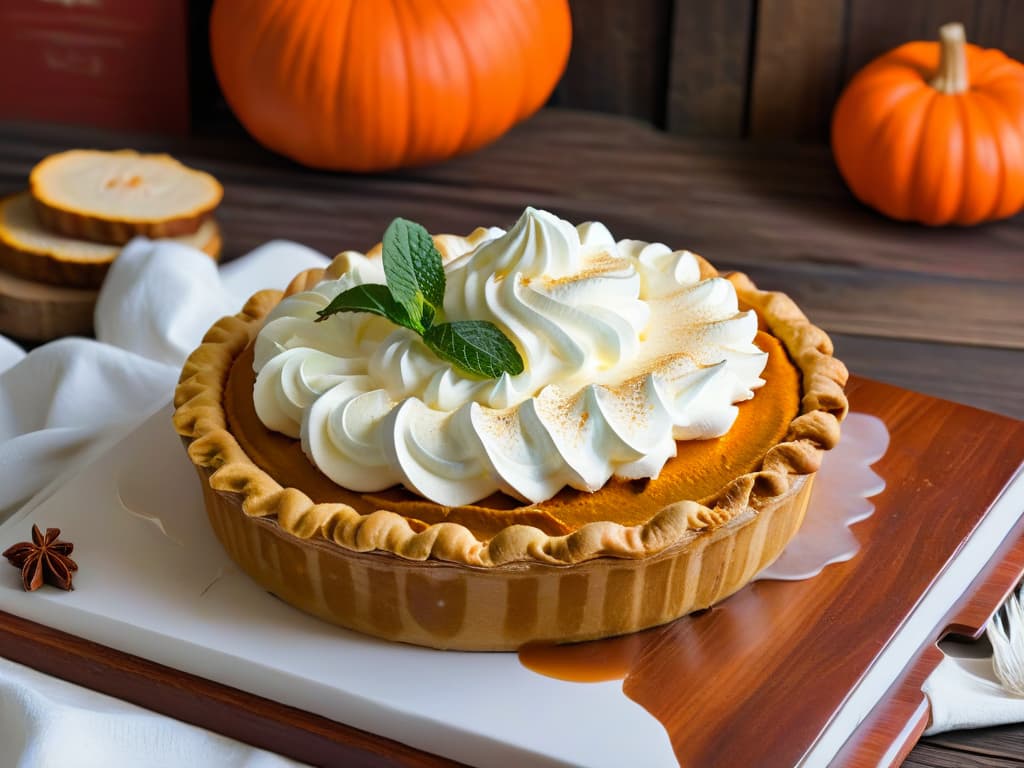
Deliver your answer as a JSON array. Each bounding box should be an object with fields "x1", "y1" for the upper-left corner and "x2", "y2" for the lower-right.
[{"x1": 174, "y1": 209, "x2": 847, "y2": 650}]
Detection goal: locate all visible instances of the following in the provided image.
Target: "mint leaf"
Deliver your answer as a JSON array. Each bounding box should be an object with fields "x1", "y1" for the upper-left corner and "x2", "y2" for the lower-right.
[
  {"x1": 424, "y1": 321, "x2": 524, "y2": 379},
  {"x1": 315, "y1": 283, "x2": 421, "y2": 332},
  {"x1": 316, "y1": 218, "x2": 524, "y2": 380},
  {"x1": 382, "y1": 218, "x2": 446, "y2": 322}
]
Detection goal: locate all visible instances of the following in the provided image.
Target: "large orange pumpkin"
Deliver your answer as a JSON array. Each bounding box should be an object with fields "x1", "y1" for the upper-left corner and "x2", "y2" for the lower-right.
[
  {"x1": 832, "y1": 23, "x2": 1024, "y2": 225},
  {"x1": 210, "y1": 0, "x2": 572, "y2": 172}
]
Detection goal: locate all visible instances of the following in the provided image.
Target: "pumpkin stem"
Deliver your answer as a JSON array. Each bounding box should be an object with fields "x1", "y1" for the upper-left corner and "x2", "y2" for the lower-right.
[{"x1": 930, "y1": 22, "x2": 969, "y2": 94}]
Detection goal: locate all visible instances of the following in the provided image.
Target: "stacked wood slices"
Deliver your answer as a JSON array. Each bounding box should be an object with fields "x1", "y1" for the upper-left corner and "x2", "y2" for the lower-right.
[{"x1": 0, "y1": 150, "x2": 223, "y2": 341}]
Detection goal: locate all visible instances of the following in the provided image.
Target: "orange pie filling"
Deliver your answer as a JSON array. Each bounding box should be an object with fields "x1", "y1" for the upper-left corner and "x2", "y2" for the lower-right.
[{"x1": 224, "y1": 328, "x2": 801, "y2": 540}]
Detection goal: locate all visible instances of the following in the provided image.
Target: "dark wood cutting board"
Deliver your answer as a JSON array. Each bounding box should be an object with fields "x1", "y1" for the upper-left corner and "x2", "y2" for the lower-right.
[{"x1": 1, "y1": 374, "x2": 1023, "y2": 767}]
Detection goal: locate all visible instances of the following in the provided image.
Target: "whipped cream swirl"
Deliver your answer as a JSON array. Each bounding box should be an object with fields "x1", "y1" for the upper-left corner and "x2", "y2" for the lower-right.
[{"x1": 253, "y1": 208, "x2": 768, "y2": 506}]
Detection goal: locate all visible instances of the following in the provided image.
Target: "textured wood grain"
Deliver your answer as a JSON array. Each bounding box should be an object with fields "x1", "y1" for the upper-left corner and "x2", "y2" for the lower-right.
[
  {"x1": 0, "y1": 609, "x2": 460, "y2": 768},
  {"x1": 968, "y1": 0, "x2": 1024, "y2": 64},
  {"x1": 0, "y1": 111, "x2": 1021, "y2": 407},
  {"x1": 3, "y1": 113, "x2": 1023, "y2": 279},
  {"x1": 738, "y1": 262, "x2": 1024, "y2": 350},
  {"x1": 904, "y1": 742, "x2": 1024, "y2": 768},
  {"x1": 840, "y1": 514, "x2": 1024, "y2": 765},
  {"x1": 666, "y1": 0, "x2": 755, "y2": 137},
  {"x1": 0, "y1": 267, "x2": 95, "y2": 342},
  {"x1": 179, "y1": 0, "x2": 1024, "y2": 142},
  {"x1": 836, "y1": 645, "x2": 940, "y2": 767},
  {"x1": 842, "y1": 0, "x2": 1024, "y2": 87},
  {"x1": 551, "y1": 0, "x2": 673, "y2": 126},
  {"x1": 830, "y1": 334, "x2": 1024, "y2": 420},
  {"x1": 844, "y1": 0, "x2": 972, "y2": 84},
  {"x1": 748, "y1": 0, "x2": 846, "y2": 139},
  {"x1": 618, "y1": 376, "x2": 1024, "y2": 767},
  {"x1": 926, "y1": 724, "x2": 1024, "y2": 762}
]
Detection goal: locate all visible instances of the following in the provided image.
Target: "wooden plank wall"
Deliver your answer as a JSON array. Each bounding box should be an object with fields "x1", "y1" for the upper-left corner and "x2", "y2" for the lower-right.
[{"x1": 552, "y1": 0, "x2": 1024, "y2": 141}]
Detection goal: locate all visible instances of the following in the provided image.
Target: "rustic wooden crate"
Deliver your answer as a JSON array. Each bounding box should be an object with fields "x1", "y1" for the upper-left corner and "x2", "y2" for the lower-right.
[{"x1": 184, "y1": 0, "x2": 1024, "y2": 142}]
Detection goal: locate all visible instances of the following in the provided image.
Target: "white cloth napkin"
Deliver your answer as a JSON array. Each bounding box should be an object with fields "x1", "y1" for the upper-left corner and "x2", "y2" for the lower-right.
[
  {"x1": 0, "y1": 657, "x2": 295, "y2": 768},
  {"x1": 924, "y1": 638, "x2": 1024, "y2": 734},
  {"x1": 0, "y1": 336, "x2": 25, "y2": 376},
  {"x1": 0, "y1": 236, "x2": 327, "y2": 768},
  {"x1": 0, "y1": 239, "x2": 327, "y2": 517}
]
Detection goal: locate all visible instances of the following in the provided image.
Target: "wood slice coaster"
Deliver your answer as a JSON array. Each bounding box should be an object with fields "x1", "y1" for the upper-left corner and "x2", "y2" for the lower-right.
[{"x1": 0, "y1": 265, "x2": 95, "y2": 342}]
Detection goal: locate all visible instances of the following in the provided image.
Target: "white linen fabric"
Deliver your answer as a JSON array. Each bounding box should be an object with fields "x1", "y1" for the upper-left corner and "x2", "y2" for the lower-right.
[
  {"x1": 95, "y1": 239, "x2": 326, "y2": 368},
  {"x1": 0, "y1": 657, "x2": 297, "y2": 768},
  {"x1": 0, "y1": 237, "x2": 327, "y2": 768},
  {"x1": 924, "y1": 638, "x2": 1024, "y2": 734},
  {"x1": 0, "y1": 338, "x2": 174, "y2": 514},
  {"x1": 1, "y1": 238, "x2": 327, "y2": 517},
  {"x1": 0, "y1": 336, "x2": 25, "y2": 375}
]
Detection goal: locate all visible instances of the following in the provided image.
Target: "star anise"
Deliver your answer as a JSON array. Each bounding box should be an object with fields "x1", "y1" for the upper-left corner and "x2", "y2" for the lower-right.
[{"x1": 2, "y1": 525, "x2": 77, "y2": 591}]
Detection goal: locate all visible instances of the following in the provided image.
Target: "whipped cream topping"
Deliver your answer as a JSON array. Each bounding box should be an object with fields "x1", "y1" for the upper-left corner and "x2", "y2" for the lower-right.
[{"x1": 253, "y1": 208, "x2": 768, "y2": 506}]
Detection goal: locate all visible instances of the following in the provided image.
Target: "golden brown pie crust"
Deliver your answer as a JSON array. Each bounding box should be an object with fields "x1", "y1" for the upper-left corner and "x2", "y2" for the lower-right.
[{"x1": 173, "y1": 245, "x2": 848, "y2": 649}]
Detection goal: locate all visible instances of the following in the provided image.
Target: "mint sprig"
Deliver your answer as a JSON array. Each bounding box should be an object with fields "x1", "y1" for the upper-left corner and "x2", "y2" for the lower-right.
[
  {"x1": 315, "y1": 218, "x2": 524, "y2": 380},
  {"x1": 382, "y1": 218, "x2": 446, "y2": 324},
  {"x1": 315, "y1": 283, "x2": 420, "y2": 331}
]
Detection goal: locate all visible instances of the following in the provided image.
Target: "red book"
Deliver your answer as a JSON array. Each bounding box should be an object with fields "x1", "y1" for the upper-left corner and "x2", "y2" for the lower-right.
[{"x1": 0, "y1": 0, "x2": 189, "y2": 135}]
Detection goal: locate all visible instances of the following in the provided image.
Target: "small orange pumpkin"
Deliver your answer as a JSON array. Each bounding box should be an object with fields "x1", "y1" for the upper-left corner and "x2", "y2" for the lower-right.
[
  {"x1": 832, "y1": 23, "x2": 1024, "y2": 225},
  {"x1": 210, "y1": 0, "x2": 572, "y2": 172}
]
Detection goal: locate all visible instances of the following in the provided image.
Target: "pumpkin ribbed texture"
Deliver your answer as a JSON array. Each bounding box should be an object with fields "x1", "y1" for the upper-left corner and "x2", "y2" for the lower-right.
[
  {"x1": 210, "y1": 0, "x2": 572, "y2": 172},
  {"x1": 832, "y1": 23, "x2": 1024, "y2": 226}
]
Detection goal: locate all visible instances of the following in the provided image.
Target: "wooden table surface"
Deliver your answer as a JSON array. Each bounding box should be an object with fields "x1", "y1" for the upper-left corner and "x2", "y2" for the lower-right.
[{"x1": 0, "y1": 109, "x2": 1022, "y2": 767}]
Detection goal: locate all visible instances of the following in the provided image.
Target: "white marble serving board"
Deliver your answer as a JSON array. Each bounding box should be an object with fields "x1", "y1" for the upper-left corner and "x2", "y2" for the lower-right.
[{"x1": 0, "y1": 408, "x2": 886, "y2": 767}]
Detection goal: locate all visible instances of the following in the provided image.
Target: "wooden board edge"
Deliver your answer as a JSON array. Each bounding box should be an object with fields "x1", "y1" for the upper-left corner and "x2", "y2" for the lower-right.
[
  {"x1": 0, "y1": 608, "x2": 460, "y2": 768},
  {"x1": 834, "y1": 517, "x2": 1024, "y2": 767}
]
